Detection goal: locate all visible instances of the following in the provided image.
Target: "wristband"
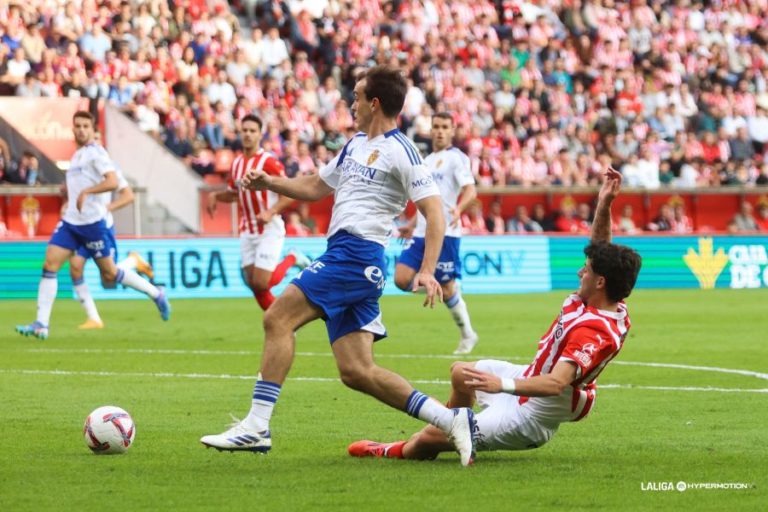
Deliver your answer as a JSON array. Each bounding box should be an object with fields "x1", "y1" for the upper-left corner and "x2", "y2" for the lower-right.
[{"x1": 501, "y1": 377, "x2": 517, "y2": 394}]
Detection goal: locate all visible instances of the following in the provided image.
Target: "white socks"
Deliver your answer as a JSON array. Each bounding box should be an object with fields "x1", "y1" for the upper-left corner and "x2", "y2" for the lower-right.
[
  {"x1": 36, "y1": 271, "x2": 58, "y2": 326},
  {"x1": 446, "y1": 292, "x2": 475, "y2": 338},
  {"x1": 117, "y1": 268, "x2": 160, "y2": 299},
  {"x1": 417, "y1": 398, "x2": 454, "y2": 432},
  {"x1": 73, "y1": 281, "x2": 102, "y2": 322}
]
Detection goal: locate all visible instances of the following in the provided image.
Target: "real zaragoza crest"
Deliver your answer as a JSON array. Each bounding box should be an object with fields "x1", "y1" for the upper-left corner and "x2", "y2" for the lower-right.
[{"x1": 367, "y1": 150, "x2": 379, "y2": 165}]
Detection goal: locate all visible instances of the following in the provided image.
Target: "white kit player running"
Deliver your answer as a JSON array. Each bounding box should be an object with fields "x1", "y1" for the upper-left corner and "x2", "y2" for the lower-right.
[
  {"x1": 68, "y1": 161, "x2": 158, "y2": 329},
  {"x1": 207, "y1": 114, "x2": 309, "y2": 310},
  {"x1": 201, "y1": 66, "x2": 477, "y2": 466},
  {"x1": 348, "y1": 167, "x2": 643, "y2": 462},
  {"x1": 16, "y1": 111, "x2": 169, "y2": 340},
  {"x1": 395, "y1": 112, "x2": 479, "y2": 354}
]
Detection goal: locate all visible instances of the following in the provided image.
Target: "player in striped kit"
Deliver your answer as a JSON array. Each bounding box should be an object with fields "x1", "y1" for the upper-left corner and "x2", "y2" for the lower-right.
[
  {"x1": 348, "y1": 167, "x2": 642, "y2": 461},
  {"x1": 207, "y1": 114, "x2": 309, "y2": 310},
  {"x1": 395, "y1": 112, "x2": 479, "y2": 354}
]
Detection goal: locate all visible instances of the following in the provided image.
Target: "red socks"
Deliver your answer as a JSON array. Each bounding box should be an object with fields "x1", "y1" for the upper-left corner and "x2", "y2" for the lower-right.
[{"x1": 269, "y1": 254, "x2": 296, "y2": 288}]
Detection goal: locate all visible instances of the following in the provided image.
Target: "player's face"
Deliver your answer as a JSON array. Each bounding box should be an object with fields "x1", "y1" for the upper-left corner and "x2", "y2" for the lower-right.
[
  {"x1": 351, "y1": 79, "x2": 372, "y2": 132},
  {"x1": 72, "y1": 118, "x2": 94, "y2": 147},
  {"x1": 241, "y1": 120, "x2": 262, "y2": 151},
  {"x1": 431, "y1": 117, "x2": 454, "y2": 150},
  {"x1": 577, "y1": 259, "x2": 604, "y2": 301}
]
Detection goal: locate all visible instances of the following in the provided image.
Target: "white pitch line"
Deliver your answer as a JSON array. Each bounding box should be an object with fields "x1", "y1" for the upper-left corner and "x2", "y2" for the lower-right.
[
  {"x1": 1, "y1": 368, "x2": 767, "y2": 393},
  {"x1": 20, "y1": 347, "x2": 768, "y2": 380}
]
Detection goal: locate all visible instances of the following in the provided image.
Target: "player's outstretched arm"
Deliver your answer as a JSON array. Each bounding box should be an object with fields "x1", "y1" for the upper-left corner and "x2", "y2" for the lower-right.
[
  {"x1": 242, "y1": 171, "x2": 334, "y2": 202},
  {"x1": 412, "y1": 195, "x2": 445, "y2": 307},
  {"x1": 591, "y1": 167, "x2": 622, "y2": 244},
  {"x1": 463, "y1": 361, "x2": 577, "y2": 397}
]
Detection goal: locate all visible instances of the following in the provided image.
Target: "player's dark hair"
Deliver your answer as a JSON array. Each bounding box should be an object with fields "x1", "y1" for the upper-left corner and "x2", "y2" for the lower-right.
[
  {"x1": 432, "y1": 112, "x2": 454, "y2": 124},
  {"x1": 360, "y1": 65, "x2": 407, "y2": 118},
  {"x1": 584, "y1": 241, "x2": 642, "y2": 303},
  {"x1": 73, "y1": 110, "x2": 94, "y2": 125},
  {"x1": 241, "y1": 114, "x2": 263, "y2": 131}
]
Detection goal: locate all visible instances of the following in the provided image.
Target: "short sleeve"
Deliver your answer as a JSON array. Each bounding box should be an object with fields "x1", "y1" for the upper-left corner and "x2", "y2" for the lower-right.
[
  {"x1": 454, "y1": 152, "x2": 475, "y2": 188},
  {"x1": 402, "y1": 160, "x2": 440, "y2": 202},
  {"x1": 92, "y1": 148, "x2": 114, "y2": 176},
  {"x1": 262, "y1": 155, "x2": 286, "y2": 177},
  {"x1": 319, "y1": 135, "x2": 362, "y2": 190},
  {"x1": 559, "y1": 327, "x2": 614, "y2": 379}
]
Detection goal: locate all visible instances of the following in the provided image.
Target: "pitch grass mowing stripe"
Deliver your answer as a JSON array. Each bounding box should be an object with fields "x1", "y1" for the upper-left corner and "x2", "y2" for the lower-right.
[
  {"x1": 2, "y1": 368, "x2": 767, "y2": 393},
  {"x1": 20, "y1": 347, "x2": 768, "y2": 381}
]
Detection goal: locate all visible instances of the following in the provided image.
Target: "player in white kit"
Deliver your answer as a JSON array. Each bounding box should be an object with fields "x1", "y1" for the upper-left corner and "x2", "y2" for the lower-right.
[
  {"x1": 395, "y1": 112, "x2": 479, "y2": 354},
  {"x1": 200, "y1": 66, "x2": 477, "y2": 466},
  {"x1": 15, "y1": 111, "x2": 169, "y2": 339},
  {"x1": 68, "y1": 162, "x2": 158, "y2": 329},
  {"x1": 348, "y1": 168, "x2": 642, "y2": 462}
]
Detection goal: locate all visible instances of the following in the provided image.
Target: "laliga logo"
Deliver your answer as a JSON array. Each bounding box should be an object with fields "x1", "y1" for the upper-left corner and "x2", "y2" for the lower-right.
[
  {"x1": 683, "y1": 238, "x2": 728, "y2": 289},
  {"x1": 364, "y1": 266, "x2": 385, "y2": 290}
]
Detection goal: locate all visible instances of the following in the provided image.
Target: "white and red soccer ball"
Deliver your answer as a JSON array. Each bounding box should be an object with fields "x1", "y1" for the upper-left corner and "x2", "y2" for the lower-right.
[{"x1": 83, "y1": 406, "x2": 135, "y2": 454}]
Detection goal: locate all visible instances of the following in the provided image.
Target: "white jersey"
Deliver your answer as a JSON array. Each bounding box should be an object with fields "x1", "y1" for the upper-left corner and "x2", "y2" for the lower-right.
[
  {"x1": 102, "y1": 165, "x2": 130, "y2": 229},
  {"x1": 63, "y1": 143, "x2": 116, "y2": 225},
  {"x1": 413, "y1": 146, "x2": 474, "y2": 238},
  {"x1": 320, "y1": 129, "x2": 440, "y2": 246}
]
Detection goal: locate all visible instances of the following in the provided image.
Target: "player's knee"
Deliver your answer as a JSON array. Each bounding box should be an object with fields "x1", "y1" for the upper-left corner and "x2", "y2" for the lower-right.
[
  {"x1": 99, "y1": 267, "x2": 118, "y2": 284},
  {"x1": 337, "y1": 364, "x2": 370, "y2": 391},
  {"x1": 393, "y1": 274, "x2": 411, "y2": 291},
  {"x1": 247, "y1": 273, "x2": 270, "y2": 293},
  {"x1": 450, "y1": 361, "x2": 473, "y2": 387},
  {"x1": 441, "y1": 281, "x2": 455, "y2": 298}
]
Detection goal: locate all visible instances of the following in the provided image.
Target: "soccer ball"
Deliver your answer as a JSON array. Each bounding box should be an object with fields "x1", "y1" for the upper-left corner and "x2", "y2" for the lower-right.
[{"x1": 83, "y1": 406, "x2": 135, "y2": 454}]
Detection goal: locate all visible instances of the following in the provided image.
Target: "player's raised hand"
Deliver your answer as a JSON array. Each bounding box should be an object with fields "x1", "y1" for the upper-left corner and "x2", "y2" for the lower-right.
[
  {"x1": 463, "y1": 367, "x2": 502, "y2": 394},
  {"x1": 241, "y1": 169, "x2": 271, "y2": 191},
  {"x1": 411, "y1": 271, "x2": 443, "y2": 308},
  {"x1": 598, "y1": 166, "x2": 622, "y2": 203}
]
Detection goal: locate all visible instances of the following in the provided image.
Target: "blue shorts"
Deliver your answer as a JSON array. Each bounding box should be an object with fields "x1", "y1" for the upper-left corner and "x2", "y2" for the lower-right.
[
  {"x1": 75, "y1": 225, "x2": 117, "y2": 259},
  {"x1": 398, "y1": 236, "x2": 462, "y2": 283},
  {"x1": 291, "y1": 230, "x2": 387, "y2": 343},
  {"x1": 50, "y1": 219, "x2": 116, "y2": 260}
]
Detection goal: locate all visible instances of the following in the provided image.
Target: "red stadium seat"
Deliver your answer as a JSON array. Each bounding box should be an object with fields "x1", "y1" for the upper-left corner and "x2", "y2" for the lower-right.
[{"x1": 215, "y1": 149, "x2": 234, "y2": 174}]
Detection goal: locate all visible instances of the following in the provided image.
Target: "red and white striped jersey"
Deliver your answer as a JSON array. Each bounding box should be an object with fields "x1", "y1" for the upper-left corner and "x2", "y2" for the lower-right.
[
  {"x1": 521, "y1": 293, "x2": 631, "y2": 424},
  {"x1": 227, "y1": 150, "x2": 286, "y2": 236}
]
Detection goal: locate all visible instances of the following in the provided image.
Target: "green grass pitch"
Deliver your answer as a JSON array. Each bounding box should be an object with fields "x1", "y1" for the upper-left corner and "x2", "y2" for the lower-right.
[{"x1": 1, "y1": 289, "x2": 766, "y2": 511}]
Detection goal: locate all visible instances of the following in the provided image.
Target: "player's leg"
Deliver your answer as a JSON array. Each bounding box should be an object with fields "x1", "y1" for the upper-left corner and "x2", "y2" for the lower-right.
[
  {"x1": 332, "y1": 330, "x2": 477, "y2": 466},
  {"x1": 117, "y1": 251, "x2": 154, "y2": 279},
  {"x1": 94, "y1": 256, "x2": 170, "y2": 321},
  {"x1": 245, "y1": 264, "x2": 275, "y2": 310},
  {"x1": 70, "y1": 251, "x2": 103, "y2": 329},
  {"x1": 16, "y1": 222, "x2": 78, "y2": 338},
  {"x1": 441, "y1": 237, "x2": 478, "y2": 354},
  {"x1": 199, "y1": 284, "x2": 322, "y2": 451},
  {"x1": 393, "y1": 238, "x2": 423, "y2": 291}
]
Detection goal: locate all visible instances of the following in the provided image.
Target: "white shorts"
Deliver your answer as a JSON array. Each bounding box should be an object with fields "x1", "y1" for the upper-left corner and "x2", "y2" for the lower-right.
[
  {"x1": 473, "y1": 360, "x2": 559, "y2": 452},
  {"x1": 240, "y1": 231, "x2": 285, "y2": 271}
]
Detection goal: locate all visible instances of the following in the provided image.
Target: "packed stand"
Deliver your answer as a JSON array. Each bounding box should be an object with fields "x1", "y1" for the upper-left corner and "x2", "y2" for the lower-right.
[{"x1": 1, "y1": 0, "x2": 768, "y2": 232}]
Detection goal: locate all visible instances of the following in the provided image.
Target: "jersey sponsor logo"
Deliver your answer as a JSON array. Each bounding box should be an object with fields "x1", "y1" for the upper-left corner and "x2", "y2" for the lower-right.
[
  {"x1": 367, "y1": 149, "x2": 380, "y2": 165},
  {"x1": 581, "y1": 343, "x2": 597, "y2": 356},
  {"x1": 364, "y1": 265, "x2": 385, "y2": 289},
  {"x1": 411, "y1": 177, "x2": 434, "y2": 188},
  {"x1": 436, "y1": 261, "x2": 455, "y2": 272},
  {"x1": 430, "y1": 171, "x2": 445, "y2": 182},
  {"x1": 402, "y1": 239, "x2": 415, "y2": 250},
  {"x1": 340, "y1": 158, "x2": 380, "y2": 184}
]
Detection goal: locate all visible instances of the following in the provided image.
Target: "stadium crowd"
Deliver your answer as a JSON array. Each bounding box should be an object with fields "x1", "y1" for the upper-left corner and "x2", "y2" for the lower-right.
[{"x1": 1, "y1": 0, "x2": 768, "y2": 233}]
